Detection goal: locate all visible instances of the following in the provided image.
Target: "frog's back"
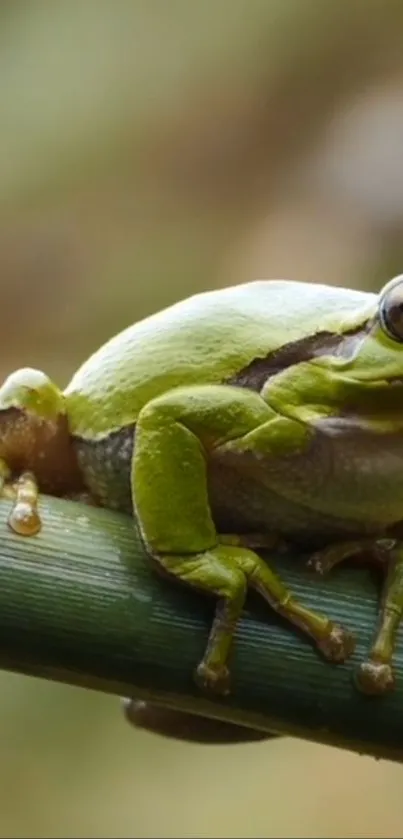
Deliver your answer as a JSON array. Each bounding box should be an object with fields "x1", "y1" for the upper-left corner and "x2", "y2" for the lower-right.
[{"x1": 65, "y1": 280, "x2": 374, "y2": 437}]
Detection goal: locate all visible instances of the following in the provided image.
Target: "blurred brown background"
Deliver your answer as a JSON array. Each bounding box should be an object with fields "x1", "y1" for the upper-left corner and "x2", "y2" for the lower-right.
[{"x1": 1, "y1": 1, "x2": 403, "y2": 836}]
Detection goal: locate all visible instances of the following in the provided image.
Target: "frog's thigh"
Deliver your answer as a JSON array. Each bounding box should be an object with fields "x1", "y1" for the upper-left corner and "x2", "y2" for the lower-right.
[{"x1": 133, "y1": 383, "x2": 304, "y2": 553}]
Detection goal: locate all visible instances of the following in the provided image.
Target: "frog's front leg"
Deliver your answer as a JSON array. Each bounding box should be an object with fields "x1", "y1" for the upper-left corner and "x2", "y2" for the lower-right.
[
  {"x1": 309, "y1": 538, "x2": 403, "y2": 694},
  {"x1": 133, "y1": 384, "x2": 355, "y2": 695},
  {"x1": 0, "y1": 459, "x2": 41, "y2": 536}
]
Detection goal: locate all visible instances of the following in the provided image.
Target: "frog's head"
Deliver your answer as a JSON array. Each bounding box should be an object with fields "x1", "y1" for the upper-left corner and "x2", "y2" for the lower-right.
[
  {"x1": 308, "y1": 274, "x2": 403, "y2": 421},
  {"x1": 0, "y1": 368, "x2": 79, "y2": 492},
  {"x1": 269, "y1": 275, "x2": 403, "y2": 427},
  {"x1": 333, "y1": 274, "x2": 403, "y2": 382}
]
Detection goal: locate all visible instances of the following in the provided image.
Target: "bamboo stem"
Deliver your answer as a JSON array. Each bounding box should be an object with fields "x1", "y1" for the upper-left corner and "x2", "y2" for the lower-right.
[{"x1": 0, "y1": 494, "x2": 402, "y2": 762}]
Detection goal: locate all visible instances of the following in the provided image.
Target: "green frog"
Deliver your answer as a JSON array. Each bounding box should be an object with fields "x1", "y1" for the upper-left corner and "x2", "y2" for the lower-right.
[{"x1": 1, "y1": 275, "x2": 403, "y2": 697}]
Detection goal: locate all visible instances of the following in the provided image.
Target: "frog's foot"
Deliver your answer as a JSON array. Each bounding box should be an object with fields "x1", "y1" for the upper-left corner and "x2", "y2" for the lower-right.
[
  {"x1": 154, "y1": 544, "x2": 356, "y2": 699},
  {"x1": 355, "y1": 659, "x2": 395, "y2": 696},
  {"x1": 308, "y1": 537, "x2": 403, "y2": 696},
  {"x1": 317, "y1": 623, "x2": 356, "y2": 663},
  {"x1": 307, "y1": 539, "x2": 377, "y2": 576},
  {"x1": 355, "y1": 539, "x2": 403, "y2": 695},
  {"x1": 0, "y1": 460, "x2": 41, "y2": 535},
  {"x1": 194, "y1": 661, "x2": 231, "y2": 696},
  {"x1": 7, "y1": 471, "x2": 41, "y2": 536}
]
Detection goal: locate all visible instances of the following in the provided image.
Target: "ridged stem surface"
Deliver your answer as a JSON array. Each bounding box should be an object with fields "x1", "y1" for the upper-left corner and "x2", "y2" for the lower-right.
[{"x1": 0, "y1": 495, "x2": 402, "y2": 761}]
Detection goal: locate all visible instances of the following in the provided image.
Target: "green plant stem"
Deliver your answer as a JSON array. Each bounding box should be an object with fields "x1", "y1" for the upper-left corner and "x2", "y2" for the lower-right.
[{"x1": 0, "y1": 494, "x2": 402, "y2": 762}]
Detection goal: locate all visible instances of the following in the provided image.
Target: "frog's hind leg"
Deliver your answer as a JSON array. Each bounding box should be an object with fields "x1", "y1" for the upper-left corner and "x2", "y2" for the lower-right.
[
  {"x1": 133, "y1": 383, "x2": 355, "y2": 695},
  {"x1": 309, "y1": 537, "x2": 403, "y2": 695}
]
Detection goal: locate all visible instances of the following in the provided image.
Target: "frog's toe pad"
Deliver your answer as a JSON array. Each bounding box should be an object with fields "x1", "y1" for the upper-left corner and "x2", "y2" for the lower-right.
[
  {"x1": 317, "y1": 624, "x2": 356, "y2": 663},
  {"x1": 195, "y1": 661, "x2": 231, "y2": 696},
  {"x1": 8, "y1": 503, "x2": 41, "y2": 537},
  {"x1": 355, "y1": 659, "x2": 395, "y2": 695}
]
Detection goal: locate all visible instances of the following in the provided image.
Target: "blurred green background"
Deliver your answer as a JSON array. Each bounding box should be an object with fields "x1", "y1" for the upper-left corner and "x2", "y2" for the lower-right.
[{"x1": 2, "y1": 1, "x2": 403, "y2": 836}]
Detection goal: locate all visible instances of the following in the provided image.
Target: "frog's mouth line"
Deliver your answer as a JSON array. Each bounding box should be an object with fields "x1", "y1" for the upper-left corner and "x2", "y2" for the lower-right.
[{"x1": 226, "y1": 321, "x2": 372, "y2": 393}]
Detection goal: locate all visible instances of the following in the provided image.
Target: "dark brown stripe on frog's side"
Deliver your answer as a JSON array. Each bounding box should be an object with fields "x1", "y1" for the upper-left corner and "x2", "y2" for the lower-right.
[{"x1": 225, "y1": 323, "x2": 372, "y2": 392}]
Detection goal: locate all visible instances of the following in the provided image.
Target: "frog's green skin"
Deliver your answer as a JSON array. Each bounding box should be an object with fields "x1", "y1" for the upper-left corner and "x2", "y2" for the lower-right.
[{"x1": 2, "y1": 275, "x2": 403, "y2": 697}]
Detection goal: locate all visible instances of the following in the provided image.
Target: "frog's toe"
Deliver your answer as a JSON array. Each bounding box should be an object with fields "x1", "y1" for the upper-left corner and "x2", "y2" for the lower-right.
[
  {"x1": 8, "y1": 502, "x2": 41, "y2": 536},
  {"x1": 307, "y1": 540, "x2": 369, "y2": 576},
  {"x1": 355, "y1": 659, "x2": 395, "y2": 695},
  {"x1": 317, "y1": 624, "x2": 356, "y2": 663},
  {"x1": 195, "y1": 661, "x2": 231, "y2": 696},
  {"x1": 307, "y1": 549, "x2": 333, "y2": 575}
]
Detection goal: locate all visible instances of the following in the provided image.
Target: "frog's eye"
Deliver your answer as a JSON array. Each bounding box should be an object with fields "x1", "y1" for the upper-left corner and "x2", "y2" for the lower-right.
[{"x1": 379, "y1": 277, "x2": 403, "y2": 342}]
